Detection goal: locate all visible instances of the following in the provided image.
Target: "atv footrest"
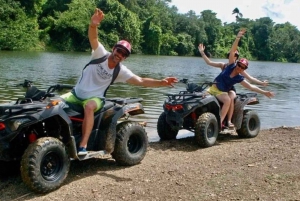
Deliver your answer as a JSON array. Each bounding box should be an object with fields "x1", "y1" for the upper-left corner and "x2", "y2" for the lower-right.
[{"x1": 76, "y1": 150, "x2": 109, "y2": 161}]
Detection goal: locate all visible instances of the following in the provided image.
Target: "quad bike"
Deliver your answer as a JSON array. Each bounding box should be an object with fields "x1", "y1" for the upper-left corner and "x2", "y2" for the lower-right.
[
  {"x1": 157, "y1": 78, "x2": 261, "y2": 148},
  {"x1": 0, "y1": 79, "x2": 148, "y2": 193}
]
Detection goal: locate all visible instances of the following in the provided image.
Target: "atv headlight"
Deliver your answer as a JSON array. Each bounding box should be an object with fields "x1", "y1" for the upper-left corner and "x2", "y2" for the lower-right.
[{"x1": 7, "y1": 118, "x2": 31, "y2": 131}]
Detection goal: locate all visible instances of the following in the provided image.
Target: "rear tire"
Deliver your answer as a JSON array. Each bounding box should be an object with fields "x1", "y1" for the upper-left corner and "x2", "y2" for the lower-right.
[
  {"x1": 237, "y1": 110, "x2": 260, "y2": 138},
  {"x1": 20, "y1": 137, "x2": 70, "y2": 193},
  {"x1": 112, "y1": 121, "x2": 148, "y2": 166},
  {"x1": 195, "y1": 112, "x2": 219, "y2": 148},
  {"x1": 157, "y1": 112, "x2": 179, "y2": 140}
]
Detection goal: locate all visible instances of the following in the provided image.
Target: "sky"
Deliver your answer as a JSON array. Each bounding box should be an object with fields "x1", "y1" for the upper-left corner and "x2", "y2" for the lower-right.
[{"x1": 169, "y1": 0, "x2": 299, "y2": 29}]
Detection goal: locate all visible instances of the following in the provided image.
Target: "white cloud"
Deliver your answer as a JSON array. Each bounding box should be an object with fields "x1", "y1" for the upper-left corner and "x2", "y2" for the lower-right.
[{"x1": 169, "y1": 0, "x2": 300, "y2": 29}]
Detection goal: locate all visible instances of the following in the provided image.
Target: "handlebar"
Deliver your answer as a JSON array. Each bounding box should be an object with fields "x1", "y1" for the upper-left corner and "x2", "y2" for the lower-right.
[
  {"x1": 58, "y1": 84, "x2": 74, "y2": 89},
  {"x1": 17, "y1": 79, "x2": 33, "y2": 88},
  {"x1": 46, "y1": 84, "x2": 74, "y2": 94},
  {"x1": 179, "y1": 79, "x2": 217, "y2": 93},
  {"x1": 179, "y1": 78, "x2": 189, "y2": 84},
  {"x1": 17, "y1": 79, "x2": 74, "y2": 101}
]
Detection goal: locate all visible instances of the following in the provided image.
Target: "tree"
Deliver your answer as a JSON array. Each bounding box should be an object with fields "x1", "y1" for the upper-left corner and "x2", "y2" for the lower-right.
[
  {"x1": 251, "y1": 17, "x2": 274, "y2": 60},
  {"x1": 48, "y1": 0, "x2": 141, "y2": 51},
  {"x1": 49, "y1": 0, "x2": 96, "y2": 51},
  {"x1": 270, "y1": 23, "x2": 300, "y2": 62},
  {"x1": 119, "y1": 0, "x2": 173, "y2": 33},
  {"x1": 199, "y1": 10, "x2": 222, "y2": 56},
  {"x1": 174, "y1": 33, "x2": 194, "y2": 56},
  {"x1": 1, "y1": 0, "x2": 300, "y2": 62},
  {"x1": 141, "y1": 17, "x2": 162, "y2": 55},
  {"x1": 160, "y1": 31, "x2": 179, "y2": 55},
  {"x1": 98, "y1": 0, "x2": 141, "y2": 52},
  {"x1": 0, "y1": 0, "x2": 40, "y2": 50},
  {"x1": 232, "y1": 7, "x2": 243, "y2": 21},
  {"x1": 15, "y1": 0, "x2": 45, "y2": 17}
]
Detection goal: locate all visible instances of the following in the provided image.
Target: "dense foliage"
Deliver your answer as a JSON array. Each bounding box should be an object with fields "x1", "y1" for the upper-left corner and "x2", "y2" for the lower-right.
[{"x1": 1, "y1": 0, "x2": 300, "y2": 62}]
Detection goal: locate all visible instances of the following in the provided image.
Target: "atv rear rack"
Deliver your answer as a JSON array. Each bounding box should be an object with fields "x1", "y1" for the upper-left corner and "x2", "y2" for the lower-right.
[{"x1": 164, "y1": 92, "x2": 205, "y2": 104}]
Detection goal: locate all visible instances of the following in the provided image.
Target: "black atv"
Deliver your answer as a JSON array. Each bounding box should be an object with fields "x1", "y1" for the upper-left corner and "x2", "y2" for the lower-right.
[
  {"x1": 157, "y1": 78, "x2": 260, "y2": 147},
  {"x1": 0, "y1": 79, "x2": 148, "y2": 193}
]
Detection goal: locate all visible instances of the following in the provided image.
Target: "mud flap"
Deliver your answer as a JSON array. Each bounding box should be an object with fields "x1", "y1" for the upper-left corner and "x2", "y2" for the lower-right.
[
  {"x1": 104, "y1": 122, "x2": 117, "y2": 154},
  {"x1": 232, "y1": 99, "x2": 245, "y2": 129}
]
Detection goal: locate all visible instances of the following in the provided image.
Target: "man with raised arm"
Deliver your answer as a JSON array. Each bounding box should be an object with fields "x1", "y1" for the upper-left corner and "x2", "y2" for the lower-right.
[{"x1": 61, "y1": 8, "x2": 178, "y2": 155}]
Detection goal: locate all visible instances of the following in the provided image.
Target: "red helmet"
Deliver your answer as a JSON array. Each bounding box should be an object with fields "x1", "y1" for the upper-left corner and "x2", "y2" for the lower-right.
[
  {"x1": 237, "y1": 58, "x2": 249, "y2": 67},
  {"x1": 114, "y1": 40, "x2": 131, "y2": 56}
]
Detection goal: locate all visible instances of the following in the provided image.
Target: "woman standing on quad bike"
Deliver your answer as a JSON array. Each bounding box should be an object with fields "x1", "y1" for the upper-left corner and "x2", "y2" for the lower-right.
[
  {"x1": 199, "y1": 29, "x2": 275, "y2": 128},
  {"x1": 198, "y1": 33, "x2": 268, "y2": 129}
]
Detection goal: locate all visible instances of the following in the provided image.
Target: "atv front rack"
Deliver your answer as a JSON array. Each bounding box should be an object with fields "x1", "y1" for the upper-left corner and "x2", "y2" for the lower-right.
[{"x1": 0, "y1": 103, "x2": 46, "y2": 116}]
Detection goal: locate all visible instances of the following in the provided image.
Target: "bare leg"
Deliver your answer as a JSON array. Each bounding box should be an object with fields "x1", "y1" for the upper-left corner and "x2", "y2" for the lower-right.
[
  {"x1": 216, "y1": 93, "x2": 231, "y2": 125},
  {"x1": 79, "y1": 100, "x2": 97, "y2": 148},
  {"x1": 227, "y1": 90, "x2": 237, "y2": 126}
]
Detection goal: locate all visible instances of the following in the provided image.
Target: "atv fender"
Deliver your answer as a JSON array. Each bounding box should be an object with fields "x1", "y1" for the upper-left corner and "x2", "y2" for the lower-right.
[
  {"x1": 232, "y1": 95, "x2": 258, "y2": 129},
  {"x1": 33, "y1": 105, "x2": 75, "y2": 154},
  {"x1": 105, "y1": 103, "x2": 144, "y2": 153},
  {"x1": 200, "y1": 95, "x2": 222, "y2": 129},
  {"x1": 34, "y1": 106, "x2": 72, "y2": 130},
  {"x1": 2, "y1": 105, "x2": 73, "y2": 142}
]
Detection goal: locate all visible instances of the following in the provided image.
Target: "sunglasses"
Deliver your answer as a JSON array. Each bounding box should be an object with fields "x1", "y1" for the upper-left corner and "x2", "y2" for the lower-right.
[
  {"x1": 237, "y1": 63, "x2": 248, "y2": 70},
  {"x1": 116, "y1": 48, "x2": 129, "y2": 57}
]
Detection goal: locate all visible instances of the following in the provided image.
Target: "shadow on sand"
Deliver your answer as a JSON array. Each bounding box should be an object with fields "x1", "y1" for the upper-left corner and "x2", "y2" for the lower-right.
[
  {"x1": 149, "y1": 129, "x2": 245, "y2": 153},
  {"x1": 0, "y1": 130, "x2": 245, "y2": 200},
  {"x1": 0, "y1": 156, "x2": 134, "y2": 200}
]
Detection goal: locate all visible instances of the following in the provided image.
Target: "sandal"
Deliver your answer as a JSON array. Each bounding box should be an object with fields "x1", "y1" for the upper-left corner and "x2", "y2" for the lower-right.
[
  {"x1": 221, "y1": 123, "x2": 226, "y2": 129},
  {"x1": 228, "y1": 122, "x2": 235, "y2": 128}
]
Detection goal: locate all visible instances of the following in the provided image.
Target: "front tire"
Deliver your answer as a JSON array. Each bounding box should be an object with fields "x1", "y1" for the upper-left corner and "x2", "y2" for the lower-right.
[
  {"x1": 20, "y1": 137, "x2": 70, "y2": 193},
  {"x1": 157, "y1": 112, "x2": 179, "y2": 140},
  {"x1": 112, "y1": 121, "x2": 148, "y2": 166},
  {"x1": 237, "y1": 110, "x2": 260, "y2": 138},
  {"x1": 195, "y1": 112, "x2": 219, "y2": 148}
]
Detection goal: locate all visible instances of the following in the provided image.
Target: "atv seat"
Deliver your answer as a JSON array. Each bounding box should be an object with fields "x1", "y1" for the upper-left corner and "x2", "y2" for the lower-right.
[
  {"x1": 25, "y1": 86, "x2": 46, "y2": 101},
  {"x1": 99, "y1": 101, "x2": 114, "y2": 113}
]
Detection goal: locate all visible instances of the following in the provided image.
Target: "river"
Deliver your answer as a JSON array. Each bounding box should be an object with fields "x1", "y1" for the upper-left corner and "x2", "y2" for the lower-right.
[{"x1": 0, "y1": 51, "x2": 299, "y2": 141}]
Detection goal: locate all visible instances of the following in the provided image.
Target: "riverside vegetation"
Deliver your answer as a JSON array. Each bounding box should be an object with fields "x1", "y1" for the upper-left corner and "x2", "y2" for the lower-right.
[{"x1": 1, "y1": 0, "x2": 300, "y2": 62}]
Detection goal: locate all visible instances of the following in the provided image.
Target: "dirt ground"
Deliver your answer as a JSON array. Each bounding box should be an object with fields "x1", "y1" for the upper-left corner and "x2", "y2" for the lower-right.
[{"x1": 1, "y1": 126, "x2": 300, "y2": 201}]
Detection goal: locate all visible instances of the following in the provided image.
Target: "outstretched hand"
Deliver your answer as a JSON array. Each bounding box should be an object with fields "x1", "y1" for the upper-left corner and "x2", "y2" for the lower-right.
[
  {"x1": 264, "y1": 91, "x2": 275, "y2": 98},
  {"x1": 91, "y1": 8, "x2": 104, "y2": 26},
  {"x1": 161, "y1": 77, "x2": 178, "y2": 87},
  {"x1": 237, "y1": 28, "x2": 246, "y2": 38},
  {"x1": 198, "y1": 43, "x2": 205, "y2": 53},
  {"x1": 262, "y1": 80, "x2": 269, "y2": 87}
]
